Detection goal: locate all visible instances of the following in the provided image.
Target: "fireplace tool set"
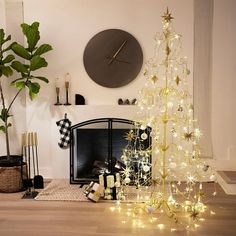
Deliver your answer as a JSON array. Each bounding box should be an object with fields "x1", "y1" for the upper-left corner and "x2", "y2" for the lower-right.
[{"x1": 21, "y1": 132, "x2": 44, "y2": 199}]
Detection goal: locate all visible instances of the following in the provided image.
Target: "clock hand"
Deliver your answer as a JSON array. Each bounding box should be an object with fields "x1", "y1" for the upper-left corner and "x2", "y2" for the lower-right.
[
  {"x1": 106, "y1": 56, "x2": 131, "y2": 64},
  {"x1": 108, "y1": 40, "x2": 127, "y2": 65}
]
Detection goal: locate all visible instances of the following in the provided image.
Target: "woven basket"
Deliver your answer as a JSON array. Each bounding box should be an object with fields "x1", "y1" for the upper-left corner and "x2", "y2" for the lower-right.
[{"x1": 0, "y1": 165, "x2": 26, "y2": 193}]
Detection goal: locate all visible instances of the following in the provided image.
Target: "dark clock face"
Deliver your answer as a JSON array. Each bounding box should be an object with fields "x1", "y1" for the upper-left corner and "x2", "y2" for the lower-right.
[{"x1": 83, "y1": 29, "x2": 143, "y2": 88}]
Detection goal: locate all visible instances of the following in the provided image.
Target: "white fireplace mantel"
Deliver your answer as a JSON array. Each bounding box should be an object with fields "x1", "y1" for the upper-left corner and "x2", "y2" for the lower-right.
[{"x1": 51, "y1": 105, "x2": 139, "y2": 124}]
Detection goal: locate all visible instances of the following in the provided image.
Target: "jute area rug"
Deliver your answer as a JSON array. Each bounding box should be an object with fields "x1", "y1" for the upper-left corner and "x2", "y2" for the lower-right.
[{"x1": 35, "y1": 179, "x2": 89, "y2": 202}]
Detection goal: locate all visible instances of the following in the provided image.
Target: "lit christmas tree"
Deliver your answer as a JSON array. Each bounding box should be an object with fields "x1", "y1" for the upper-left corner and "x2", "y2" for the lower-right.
[{"x1": 117, "y1": 8, "x2": 216, "y2": 228}]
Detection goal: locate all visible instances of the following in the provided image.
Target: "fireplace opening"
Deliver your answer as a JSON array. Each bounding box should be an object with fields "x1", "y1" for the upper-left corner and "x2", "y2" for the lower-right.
[{"x1": 70, "y1": 118, "x2": 151, "y2": 184}]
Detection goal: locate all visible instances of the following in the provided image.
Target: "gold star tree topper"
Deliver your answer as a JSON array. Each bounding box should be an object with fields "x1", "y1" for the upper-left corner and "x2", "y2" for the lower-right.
[{"x1": 162, "y1": 7, "x2": 174, "y2": 22}]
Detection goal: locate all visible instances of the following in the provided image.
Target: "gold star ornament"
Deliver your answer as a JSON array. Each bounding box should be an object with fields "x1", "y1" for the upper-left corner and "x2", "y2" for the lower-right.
[
  {"x1": 162, "y1": 8, "x2": 174, "y2": 23},
  {"x1": 124, "y1": 130, "x2": 135, "y2": 141},
  {"x1": 189, "y1": 208, "x2": 200, "y2": 221},
  {"x1": 151, "y1": 75, "x2": 158, "y2": 84},
  {"x1": 183, "y1": 132, "x2": 194, "y2": 141},
  {"x1": 175, "y1": 76, "x2": 181, "y2": 85}
]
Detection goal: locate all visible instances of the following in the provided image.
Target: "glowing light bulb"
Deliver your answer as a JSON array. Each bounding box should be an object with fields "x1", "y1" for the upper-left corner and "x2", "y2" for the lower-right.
[
  {"x1": 157, "y1": 224, "x2": 165, "y2": 230},
  {"x1": 167, "y1": 102, "x2": 173, "y2": 108},
  {"x1": 143, "y1": 165, "x2": 150, "y2": 172},
  {"x1": 210, "y1": 174, "x2": 217, "y2": 182},
  {"x1": 169, "y1": 162, "x2": 177, "y2": 169},
  {"x1": 140, "y1": 124, "x2": 146, "y2": 130},
  {"x1": 125, "y1": 177, "x2": 131, "y2": 184}
]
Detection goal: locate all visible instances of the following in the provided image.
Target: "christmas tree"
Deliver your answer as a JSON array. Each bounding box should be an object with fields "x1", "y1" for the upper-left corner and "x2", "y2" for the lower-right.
[{"x1": 117, "y1": 8, "x2": 216, "y2": 227}]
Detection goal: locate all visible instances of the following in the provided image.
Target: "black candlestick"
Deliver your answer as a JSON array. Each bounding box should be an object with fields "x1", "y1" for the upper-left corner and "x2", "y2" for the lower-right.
[
  {"x1": 54, "y1": 87, "x2": 62, "y2": 105},
  {"x1": 64, "y1": 81, "x2": 71, "y2": 106}
]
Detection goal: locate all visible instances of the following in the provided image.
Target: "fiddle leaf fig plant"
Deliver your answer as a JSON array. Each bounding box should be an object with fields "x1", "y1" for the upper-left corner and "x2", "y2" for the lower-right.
[{"x1": 0, "y1": 22, "x2": 52, "y2": 161}]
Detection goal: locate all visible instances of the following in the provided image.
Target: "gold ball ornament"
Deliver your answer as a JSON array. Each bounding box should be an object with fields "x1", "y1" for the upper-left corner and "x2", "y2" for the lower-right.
[{"x1": 141, "y1": 132, "x2": 148, "y2": 140}]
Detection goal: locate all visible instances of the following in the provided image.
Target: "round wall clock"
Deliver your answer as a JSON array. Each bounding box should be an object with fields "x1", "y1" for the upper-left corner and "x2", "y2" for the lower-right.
[{"x1": 83, "y1": 29, "x2": 143, "y2": 88}]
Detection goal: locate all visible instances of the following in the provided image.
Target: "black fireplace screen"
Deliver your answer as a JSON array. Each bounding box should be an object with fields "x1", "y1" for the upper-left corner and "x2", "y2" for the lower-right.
[{"x1": 70, "y1": 118, "x2": 150, "y2": 184}]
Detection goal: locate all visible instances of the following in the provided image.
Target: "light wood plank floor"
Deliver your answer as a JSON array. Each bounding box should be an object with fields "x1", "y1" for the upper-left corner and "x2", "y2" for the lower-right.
[{"x1": 0, "y1": 183, "x2": 236, "y2": 236}]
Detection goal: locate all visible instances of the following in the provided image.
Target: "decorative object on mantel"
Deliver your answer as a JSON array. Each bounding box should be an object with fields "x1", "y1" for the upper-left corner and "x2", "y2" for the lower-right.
[
  {"x1": 118, "y1": 98, "x2": 123, "y2": 105},
  {"x1": 111, "y1": 8, "x2": 217, "y2": 229},
  {"x1": 131, "y1": 98, "x2": 137, "y2": 105},
  {"x1": 56, "y1": 113, "x2": 72, "y2": 149},
  {"x1": 64, "y1": 73, "x2": 71, "y2": 106},
  {"x1": 83, "y1": 29, "x2": 143, "y2": 88},
  {"x1": 75, "y1": 94, "x2": 85, "y2": 105},
  {"x1": 54, "y1": 78, "x2": 62, "y2": 106},
  {"x1": 0, "y1": 22, "x2": 52, "y2": 193},
  {"x1": 117, "y1": 98, "x2": 137, "y2": 105},
  {"x1": 123, "y1": 99, "x2": 130, "y2": 105}
]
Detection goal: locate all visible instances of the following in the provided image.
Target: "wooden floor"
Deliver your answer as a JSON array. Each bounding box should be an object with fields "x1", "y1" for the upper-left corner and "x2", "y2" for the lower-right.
[{"x1": 1, "y1": 183, "x2": 236, "y2": 236}]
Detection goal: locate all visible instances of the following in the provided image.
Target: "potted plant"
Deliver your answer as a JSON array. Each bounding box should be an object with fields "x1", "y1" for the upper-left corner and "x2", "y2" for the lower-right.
[{"x1": 0, "y1": 22, "x2": 52, "y2": 192}]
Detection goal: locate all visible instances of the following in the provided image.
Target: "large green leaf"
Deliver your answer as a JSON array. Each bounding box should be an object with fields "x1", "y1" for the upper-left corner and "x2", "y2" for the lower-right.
[
  {"x1": 15, "y1": 81, "x2": 26, "y2": 89},
  {"x1": 0, "y1": 125, "x2": 6, "y2": 133},
  {"x1": 11, "y1": 61, "x2": 28, "y2": 74},
  {"x1": 34, "y1": 76, "x2": 49, "y2": 83},
  {"x1": 0, "y1": 29, "x2": 5, "y2": 44},
  {"x1": 2, "y1": 54, "x2": 15, "y2": 64},
  {"x1": 0, "y1": 65, "x2": 13, "y2": 77},
  {"x1": 26, "y1": 81, "x2": 40, "y2": 100},
  {"x1": 21, "y1": 22, "x2": 40, "y2": 52},
  {"x1": 0, "y1": 123, "x2": 11, "y2": 133},
  {"x1": 11, "y1": 43, "x2": 31, "y2": 60},
  {"x1": 30, "y1": 55, "x2": 47, "y2": 71},
  {"x1": 34, "y1": 44, "x2": 52, "y2": 56}
]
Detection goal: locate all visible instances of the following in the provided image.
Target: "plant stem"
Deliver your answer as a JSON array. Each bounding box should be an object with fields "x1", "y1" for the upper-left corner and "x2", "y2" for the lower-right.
[
  {"x1": 0, "y1": 81, "x2": 11, "y2": 159},
  {"x1": 7, "y1": 88, "x2": 22, "y2": 113}
]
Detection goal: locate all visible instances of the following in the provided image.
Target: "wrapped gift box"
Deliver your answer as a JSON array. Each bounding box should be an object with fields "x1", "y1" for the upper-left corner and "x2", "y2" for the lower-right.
[
  {"x1": 83, "y1": 181, "x2": 103, "y2": 202},
  {"x1": 99, "y1": 173, "x2": 122, "y2": 200}
]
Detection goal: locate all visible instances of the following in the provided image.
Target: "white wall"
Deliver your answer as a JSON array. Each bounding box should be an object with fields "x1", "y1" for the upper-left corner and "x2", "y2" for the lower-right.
[
  {"x1": 212, "y1": 0, "x2": 236, "y2": 162},
  {"x1": 193, "y1": 0, "x2": 213, "y2": 158},
  {"x1": 0, "y1": 0, "x2": 6, "y2": 28}
]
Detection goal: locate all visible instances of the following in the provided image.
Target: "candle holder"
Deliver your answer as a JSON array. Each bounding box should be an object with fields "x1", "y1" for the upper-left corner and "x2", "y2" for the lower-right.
[
  {"x1": 54, "y1": 87, "x2": 62, "y2": 105},
  {"x1": 64, "y1": 81, "x2": 71, "y2": 106}
]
